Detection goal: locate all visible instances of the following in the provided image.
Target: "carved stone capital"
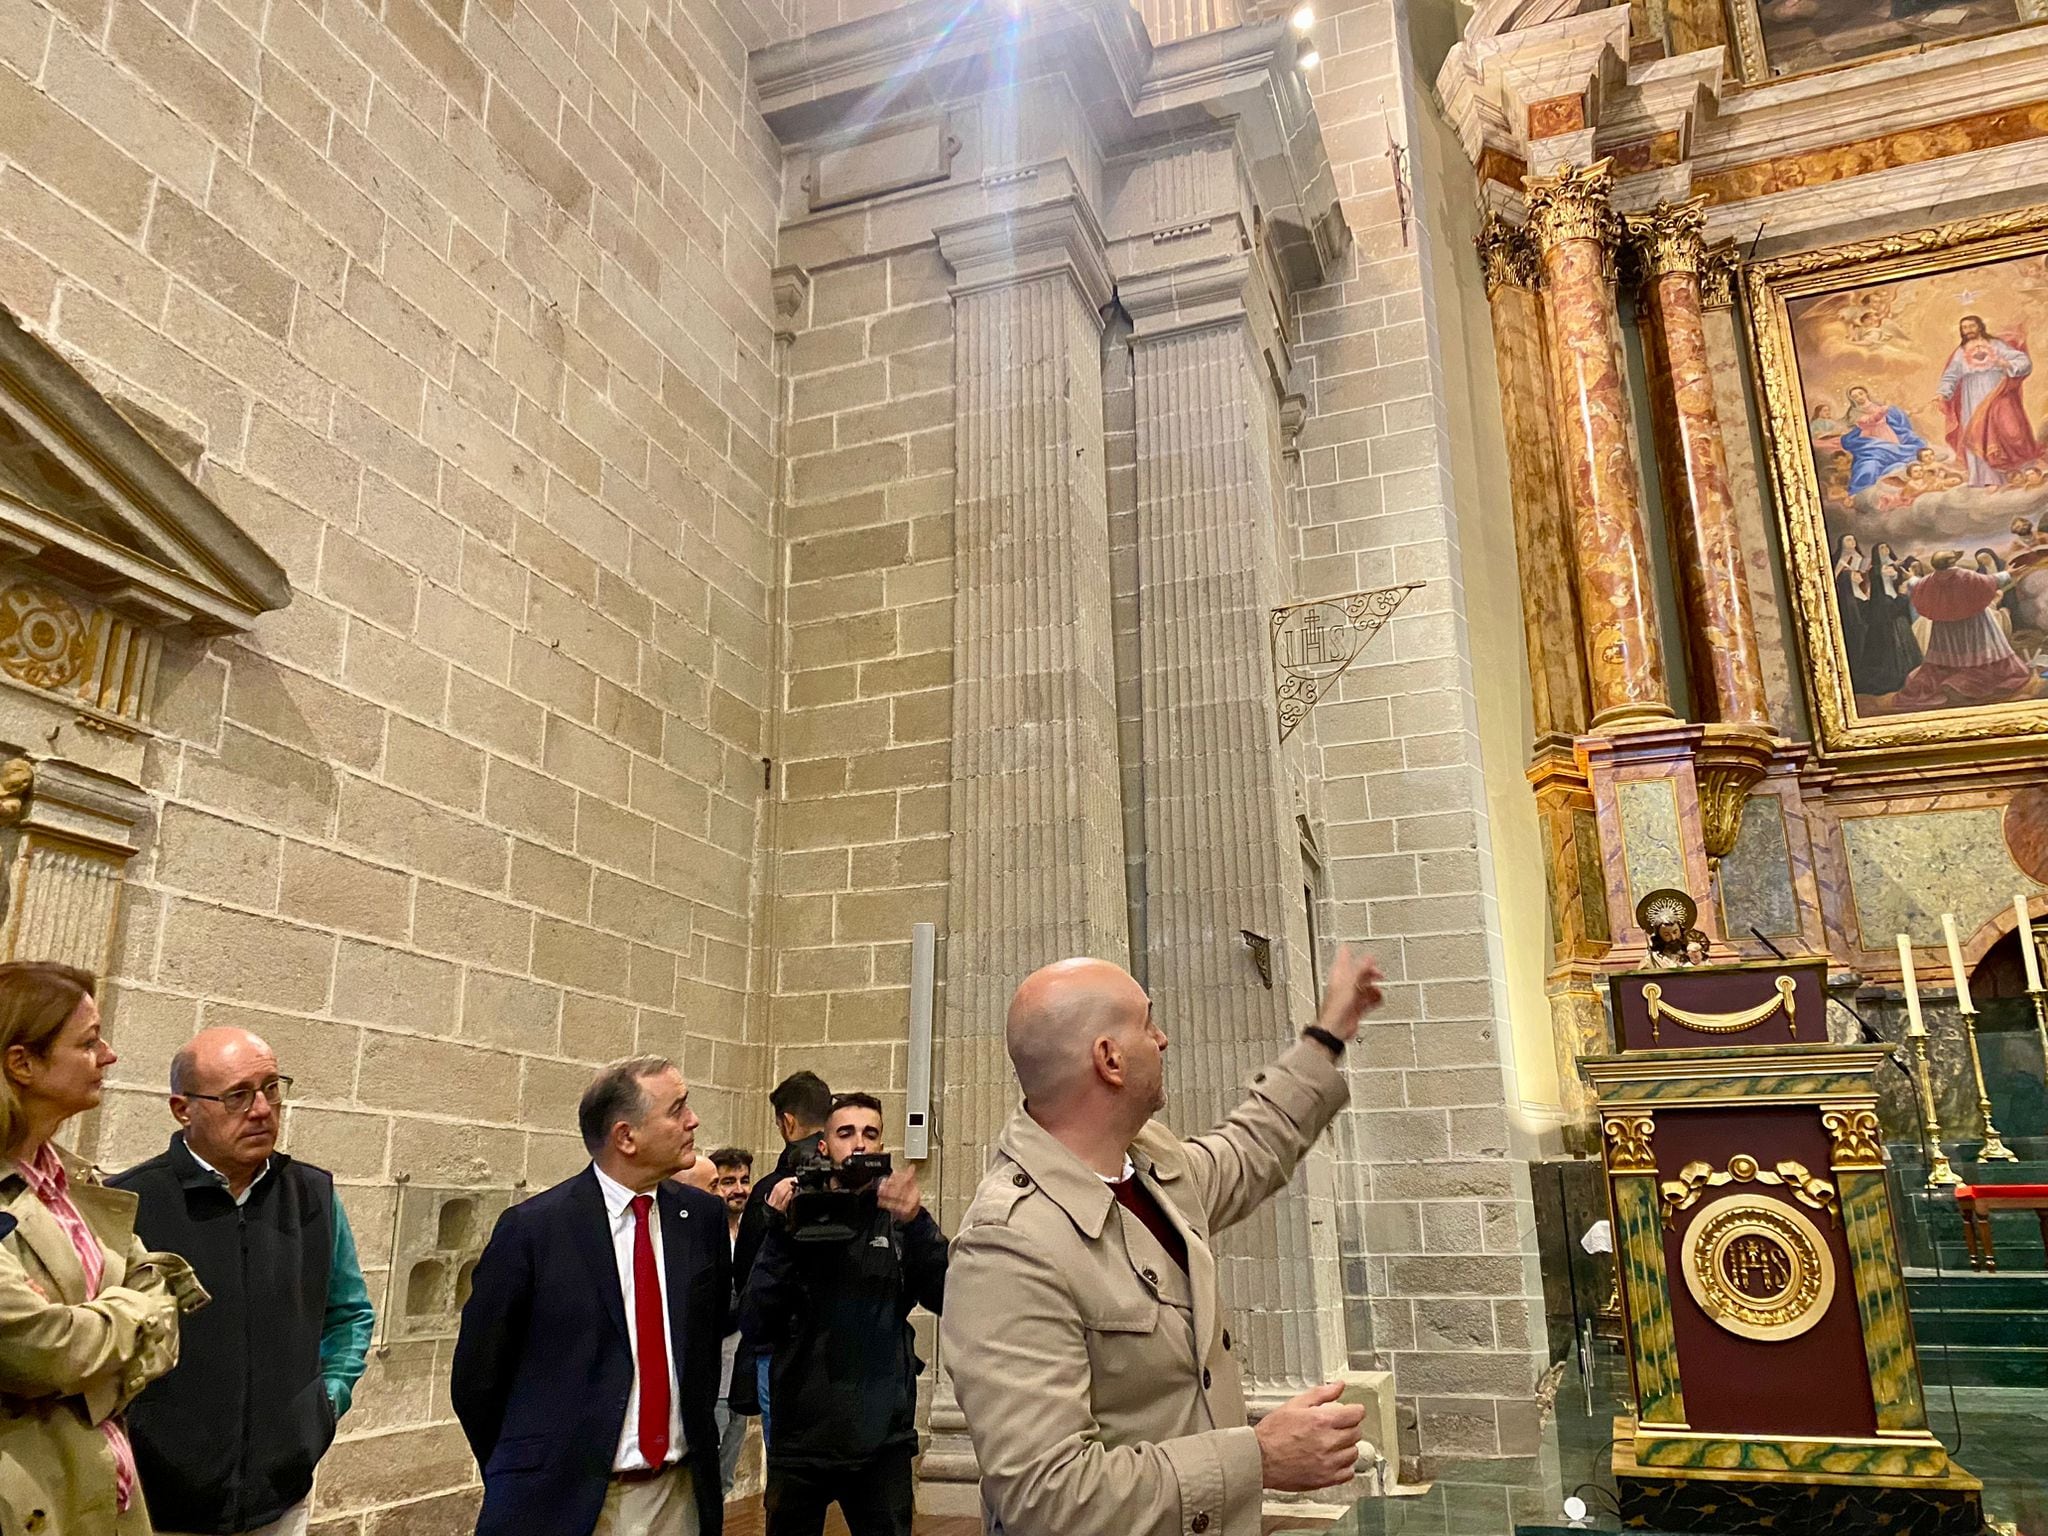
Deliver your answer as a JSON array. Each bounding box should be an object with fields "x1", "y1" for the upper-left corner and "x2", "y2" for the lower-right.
[
  {"x1": 771, "y1": 266, "x2": 811, "y2": 342},
  {"x1": 1625, "y1": 198, "x2": 1709, "y2": 281},
  {"x1": 1476, "y1": 213, "x2": 1539, "y2": 295},
  {"x1": 1698, "y1": 244, "x2": 1741, "y2": 311},
  {"x1": 1522, "y1": 159, "x2": 1618, "y2": 255}
]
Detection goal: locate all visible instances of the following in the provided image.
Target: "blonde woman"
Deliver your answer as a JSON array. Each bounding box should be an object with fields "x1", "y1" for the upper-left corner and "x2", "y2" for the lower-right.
[{"x1": 0, "y1": 962, "x2": 206, "y2": 1535}]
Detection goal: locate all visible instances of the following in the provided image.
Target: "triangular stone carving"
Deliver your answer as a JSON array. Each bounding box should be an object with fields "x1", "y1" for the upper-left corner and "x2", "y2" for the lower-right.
[{"x1": 0, "y1": 305, "x2": 289, "y2": 635}]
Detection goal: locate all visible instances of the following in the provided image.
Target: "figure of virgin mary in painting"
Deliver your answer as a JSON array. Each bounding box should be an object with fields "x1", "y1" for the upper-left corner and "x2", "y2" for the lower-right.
[
  {"x1": 1837, "y1": 385, "x2": 1927, "y2": 495},
  {"x1": 1937, "y1": 315, "x2": 2041, "y2": 487}
]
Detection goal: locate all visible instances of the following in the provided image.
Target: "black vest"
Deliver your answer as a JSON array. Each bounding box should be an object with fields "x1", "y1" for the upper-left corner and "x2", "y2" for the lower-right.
[{"x1": 110, "y1": 1138, "x2": 337, "y2": 1534}]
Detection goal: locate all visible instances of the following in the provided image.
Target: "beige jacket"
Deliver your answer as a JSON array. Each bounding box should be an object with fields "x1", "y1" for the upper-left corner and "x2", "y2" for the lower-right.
[
  {"x1": 0, "y1": 1145, "x2": 207, "y2": 1536},
  {"x1": 942, "y1": 1038, "x2": 1348, "y2": 1536}
]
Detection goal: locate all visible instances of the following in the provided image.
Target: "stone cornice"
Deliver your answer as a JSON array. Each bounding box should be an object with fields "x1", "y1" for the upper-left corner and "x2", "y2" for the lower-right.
[
  {"x1": 752, "y1": 0, "x2": 1350, "y2": 302},
  {"x1": 0, "y1": 307, "x2": 288, "y2": 635},
  {"x1": 937, "y1": 197, "x2": 1115, "y2": 314}
]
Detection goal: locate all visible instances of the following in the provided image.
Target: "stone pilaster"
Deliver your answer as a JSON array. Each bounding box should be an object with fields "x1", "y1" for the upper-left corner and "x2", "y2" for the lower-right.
[
  {"x1": 1476, "y1": 215, "x2": 1588, "y2": 749},
  {"x1": 1627, "y1": 200, "x2": 1771, "y2": 733},
  {"x1": 922, "y1": 200, "x2": 1129, "y2": 1506},
  {"x1": 1123, "y1": 255, "x2": 1347, "y2": 1398},
  {"x1": 1523, "y1": 161, "x2": 1674, "y2": 731}
]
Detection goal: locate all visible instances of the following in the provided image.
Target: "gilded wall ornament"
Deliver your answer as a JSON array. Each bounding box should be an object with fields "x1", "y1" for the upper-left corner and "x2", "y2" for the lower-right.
[
  {"x1": 0, "y1": 583, "x2": 89, "y2": 692},
  {"x1": 1679, "y1": 1196, "x2": 1836, "y2": 1342},
  {"x1": 1659, "y1": 1153, "x2": 1838, "y2": 1227},
  {"x1": 1475, "y1": 214, "x2": 1538, "y2": 295},
  {"x1": 1603, "y1": 1112, "x2": 1658, "y2": 1173},
  {"x1": 1642, "y1": 974, "x2": 1796, "y2": 1041},
  {"x1": 1522, "y1": 160, "x2": 1620, "y2": 256},
  {"x1": 0, "y1": 758, "x2": 31, "y2": 827},
  {"x1": 1624, "y1": 199, "x2": 1709, "y2": 281},
  {"x1": 1820, "y1": 1107, "x2": 1884, "y2": 1170},
  {"x1": 1698, "y1": 245, "x2": 1741, "y2": 312}
]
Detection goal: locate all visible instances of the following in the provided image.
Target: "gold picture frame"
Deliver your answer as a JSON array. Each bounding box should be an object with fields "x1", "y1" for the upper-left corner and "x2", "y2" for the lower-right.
[
  {"x1": 1721, "y1": 0, "x2": 2043, "y2": 85},
  {"x1": 1747, "y1": 204, "x2": 2048, "y2": 762}
]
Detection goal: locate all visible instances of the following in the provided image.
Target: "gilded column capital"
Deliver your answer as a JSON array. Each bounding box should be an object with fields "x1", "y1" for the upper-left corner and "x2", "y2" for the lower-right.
[
  {"x1": 1476, "y1": 213, "x2": 1539, "y2": 295},
  {"x1": 1625, "y1": 198, "x2": 1710, "y2": 281},
  {"x1": 1522, "y1": 159, "x2": 1618, "y2": 255},
  {"x1": 1698, "y1": 244, "x2": 1741, "y2": 310}
]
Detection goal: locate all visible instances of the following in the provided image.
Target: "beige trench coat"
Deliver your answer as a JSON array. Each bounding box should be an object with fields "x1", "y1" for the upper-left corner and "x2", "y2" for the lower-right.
[
  {"x1": 0, "y1": 1145, "x2": 206, "y2": 1536},
  {"x1": 942, "y1": 1037, "x2": 1348, "y2": 1536}
]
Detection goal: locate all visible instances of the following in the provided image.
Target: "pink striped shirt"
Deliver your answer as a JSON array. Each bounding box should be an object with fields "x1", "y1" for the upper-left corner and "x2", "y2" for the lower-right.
[{"x1": 14, "y1": 1143, "x2": 139, "y2": 1513}]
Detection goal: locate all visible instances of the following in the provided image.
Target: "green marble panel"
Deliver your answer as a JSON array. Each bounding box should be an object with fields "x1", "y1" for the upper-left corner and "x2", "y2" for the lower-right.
[
  {"x1": 1721, "y1": 795, "x2": 1799, "y2": 940},
  {"x1": 1597, "y1": 1069, "x2": 1881, "y2": 1104},
  {"x1": 1841, "y1": 1169, "x2": 1928, "y2": 1433},
  {"x1": 1631, "y1": 1432, "x2": 1950, "y2": 1478},
  {"x1": 1617, "y1": 778, "x2": 1687, "y2": 912},
  {"x1": 1614, "y1": 1173, "x2": 1685, "y2": 1425},
  {"x1": 1840, "y1": 807, "x2": 2043, "y2": 948}
]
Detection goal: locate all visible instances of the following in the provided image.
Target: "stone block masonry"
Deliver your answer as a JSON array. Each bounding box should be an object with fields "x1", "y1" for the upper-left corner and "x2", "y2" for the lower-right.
[{"x1": 0, "y1": 0, "x2": 800, "y2": 1524}]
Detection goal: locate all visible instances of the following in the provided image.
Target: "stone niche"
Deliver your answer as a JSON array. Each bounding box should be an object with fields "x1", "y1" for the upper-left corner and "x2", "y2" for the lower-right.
[{"x1": 0, "y1": 304, "x2": 288, "y2": 979}]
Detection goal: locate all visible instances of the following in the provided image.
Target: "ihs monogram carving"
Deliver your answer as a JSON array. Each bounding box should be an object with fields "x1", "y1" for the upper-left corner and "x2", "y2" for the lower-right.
[
  {"x1": 1603, "y1": 1112, "x2": 1657, "y2": 1173},
  {"x1": 0, "y1": 584, "x2": 89, "y2": 691},
  {"x1": 1821, "y1": 1108, "x2": 1884, "y2": 1170}
]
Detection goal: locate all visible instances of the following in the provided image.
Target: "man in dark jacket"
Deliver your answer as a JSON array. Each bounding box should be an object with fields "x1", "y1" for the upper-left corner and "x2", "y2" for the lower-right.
[
  {"x1": 741, "y1": 1092, "x2": 947, "y2": 1536},
  {"x1": 113, "y1": 1027, "x2": 374, "y2": 1536},
  {"x1": 452, "y1": 1055, "x2": 729, "y2": 1536},
  {"x1": 727, "y1": 1069, "x2": 831, "y2": 1436}
]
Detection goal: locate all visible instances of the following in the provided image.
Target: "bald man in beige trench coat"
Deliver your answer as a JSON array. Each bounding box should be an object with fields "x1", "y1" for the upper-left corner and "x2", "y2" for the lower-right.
[{"x1": 942, "y1": 948, "x2": 1384, "y2": 1536}]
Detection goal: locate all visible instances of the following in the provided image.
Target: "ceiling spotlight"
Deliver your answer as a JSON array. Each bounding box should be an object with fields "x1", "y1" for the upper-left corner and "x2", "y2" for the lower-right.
[
  {"x1": 1295, "y1": 36, "x2": 1320, "y2": 70},
  {"x1": 1290, "y1": 2, "x2": 1314, "y2": 29}
]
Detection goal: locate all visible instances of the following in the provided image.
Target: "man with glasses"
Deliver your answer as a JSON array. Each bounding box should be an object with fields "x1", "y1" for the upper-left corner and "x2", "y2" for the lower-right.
[{"x1": 111, "y1": 1026, "x2": 374, "y2": 1536}]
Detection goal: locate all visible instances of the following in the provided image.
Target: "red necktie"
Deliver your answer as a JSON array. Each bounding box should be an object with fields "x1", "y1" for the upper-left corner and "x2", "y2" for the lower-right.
[{"x1": 630, "y1": 1194, "x2": 671, "y2": 1466}]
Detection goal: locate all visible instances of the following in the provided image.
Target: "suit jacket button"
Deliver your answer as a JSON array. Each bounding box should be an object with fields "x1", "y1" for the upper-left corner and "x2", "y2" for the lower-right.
[
  {"x1": 1141, "y1": 1267, "x2": 1158, "y2": 1285},
  {"x1": 1191, "y1": 1513, "x2": 1211, "y2": 1533},
  {"x1": 1012, "y1": 1173, "x2": 1030, "y2": 1188},
  {"x1": 1202, "y1": 1368, "x2": 1212, "y2": 1389}
]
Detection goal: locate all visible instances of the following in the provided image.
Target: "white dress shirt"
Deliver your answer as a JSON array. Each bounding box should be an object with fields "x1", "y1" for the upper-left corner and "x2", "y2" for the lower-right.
[
  {"x1": 592, "y1": 1164, "x2": 685, "y2": 1472},
  {"x1": 183, "y1": 1142, "x2": 273, "y2": 1206}
]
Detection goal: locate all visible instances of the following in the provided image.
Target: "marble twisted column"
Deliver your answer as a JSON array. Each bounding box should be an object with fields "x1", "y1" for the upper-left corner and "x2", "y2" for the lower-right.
[
  {"x1": 1477, "y1": 215, "x2": 1589, "y2": 748},
  {"x1": 1628, "y1": 200, "x2": 1771, "y2": 730},
  {"x1": 1126, "y1": 263, "x2": 1345, "y2": 1396},
  {"x1": 1523, "y1": 161, "x2": 1674, "y2": 731}
]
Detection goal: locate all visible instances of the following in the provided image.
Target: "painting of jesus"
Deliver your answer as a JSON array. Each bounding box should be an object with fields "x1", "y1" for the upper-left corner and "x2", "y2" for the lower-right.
[{"x1": 1749, "y1": 209, "x2": 2048, "y2": 759}]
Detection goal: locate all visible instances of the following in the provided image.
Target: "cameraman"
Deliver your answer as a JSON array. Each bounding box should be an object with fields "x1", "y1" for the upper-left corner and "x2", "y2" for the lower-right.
[{"x1": 740, "y1": 1093, "x2": 947, "y2": 1536}]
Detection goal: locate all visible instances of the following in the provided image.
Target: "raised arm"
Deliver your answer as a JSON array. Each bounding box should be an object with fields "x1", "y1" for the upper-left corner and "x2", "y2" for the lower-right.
[{"x1": 1178, "y1": 947, "x2": 1379, "y2": 1233}]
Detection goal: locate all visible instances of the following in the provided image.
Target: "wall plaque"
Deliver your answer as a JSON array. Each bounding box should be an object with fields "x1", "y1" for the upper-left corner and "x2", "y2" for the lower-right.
[{"x1": 1269, "y1": 582, "x2": 1420, "y2": 741}]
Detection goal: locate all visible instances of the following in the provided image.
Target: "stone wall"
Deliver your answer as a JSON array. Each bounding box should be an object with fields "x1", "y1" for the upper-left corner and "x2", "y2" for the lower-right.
[
  {"x1": 1289, "y1": 0, "x2": 1551, "y2": 1463},
  {"x1": 763, "y1": 240, "x2": 957, "y2": 1132},
  {"x1": 0, "y1": 0, "x2": 793, "y2": 1521}
]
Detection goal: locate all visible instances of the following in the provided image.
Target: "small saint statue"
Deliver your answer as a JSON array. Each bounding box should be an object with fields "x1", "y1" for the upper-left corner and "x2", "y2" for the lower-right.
[{"x1": 1637, "y1": 888, "x2": 1711, "y2": 970}]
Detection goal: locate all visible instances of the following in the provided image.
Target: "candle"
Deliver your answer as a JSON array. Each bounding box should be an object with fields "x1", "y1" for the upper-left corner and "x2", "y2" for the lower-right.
[
  {"x1": 1941, "y1": 912, "x2": 1975, "y2": 1014},
  {"x1": 2018, "y1": 896, "x2": 2043, "y2": 993},
  {"x1": 1898, "y1": 934, "x2": 1926, "y2": 1037}
]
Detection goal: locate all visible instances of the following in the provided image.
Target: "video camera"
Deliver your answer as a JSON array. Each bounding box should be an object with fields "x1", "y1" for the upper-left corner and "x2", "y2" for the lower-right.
[{"x1": 784, "y1": 1148, "x2": 892, "y2": 1243}]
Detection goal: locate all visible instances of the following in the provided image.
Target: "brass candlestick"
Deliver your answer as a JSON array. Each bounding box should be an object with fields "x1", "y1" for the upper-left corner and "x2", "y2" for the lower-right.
[
  {"x1": 1958, "y1": 1004, "x2": 2018, "y2": 1162},
  {"x1": 1909, "y1": 1031, "x2": 1960, "y2": 1188}
]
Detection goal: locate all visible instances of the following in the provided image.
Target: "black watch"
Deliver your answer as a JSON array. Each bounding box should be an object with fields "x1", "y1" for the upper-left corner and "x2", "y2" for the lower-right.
[{"x1": 1303, "y1": 1025, "x2": 1346, "y2": 1055}]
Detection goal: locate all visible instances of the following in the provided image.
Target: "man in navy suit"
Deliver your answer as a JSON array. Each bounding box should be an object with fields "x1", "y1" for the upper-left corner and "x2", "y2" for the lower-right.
[{"x1": 453, "y1": 1055, "x2": 729, "y2": 1536}]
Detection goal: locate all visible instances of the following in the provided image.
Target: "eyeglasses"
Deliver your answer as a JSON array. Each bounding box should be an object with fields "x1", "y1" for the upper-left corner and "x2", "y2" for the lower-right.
[{"x1": 184, "y1": 1076, "x2": 292, "y2": 1115}]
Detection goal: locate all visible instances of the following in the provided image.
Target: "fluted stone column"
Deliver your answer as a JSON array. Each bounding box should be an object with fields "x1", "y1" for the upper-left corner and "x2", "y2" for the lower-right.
[
  {"x1": 934, "y1": 200, "x2": 1130, "y2": 1228},
  {"x1": 1523, "y1": 161, "x2": 1674, "y2": 731},
  {"x1": 1477, "y1": 215, "x2": 1589, "y2": 748},
  {"x1": 1628, "y1": 200, "x2": 1771, "y2": 731},
  {"x1": 1124, "y1": 258, "x2": 1346, "y2": 1396},
  {"x1": 920, "y1": 200, "x2": 1130, "y2": 1509}
]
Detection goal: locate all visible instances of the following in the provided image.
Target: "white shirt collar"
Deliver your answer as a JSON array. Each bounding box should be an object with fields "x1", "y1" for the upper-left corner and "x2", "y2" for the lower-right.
[
  {"x1": 182, "y1": 1141, "x2": 271, "y2": 1206},
  {"x1": 1097, "y1": 1156, "x2": 1136, "y2": 1185},
  {"x1": 592, "y1": 1162, "x2": 656, "y2": 1220}
]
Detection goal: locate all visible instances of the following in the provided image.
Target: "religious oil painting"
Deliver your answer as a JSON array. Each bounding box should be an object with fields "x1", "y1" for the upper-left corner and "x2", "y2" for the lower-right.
[
  {"x1": 1727, "y1": 0, "x2": 2030, "y2": 80},
  {"x1": 1749, "y1": 207, "x2": 2048, "y2": 759}
]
